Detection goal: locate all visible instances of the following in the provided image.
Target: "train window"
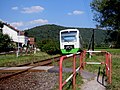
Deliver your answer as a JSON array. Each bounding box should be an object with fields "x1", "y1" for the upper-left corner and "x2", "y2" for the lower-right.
[
  {"x1": 62, "y1": 35, "x2": 76, "y2": 42},
  {"x1": 61, "y1": 31, "x2": 77, "y2": 42}
]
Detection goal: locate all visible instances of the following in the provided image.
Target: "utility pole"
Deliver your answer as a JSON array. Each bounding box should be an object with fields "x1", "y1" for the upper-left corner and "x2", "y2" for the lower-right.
[
  {"x1": 88, "y1": 29, "x2": 95, "y2": 51},
  {"x1": 16, "y1": 31, "x2": 20, "y2": 57},
  {"x1": 92, "y1": 29, "x2": 94, "y2": 51},
  {"x1": 88, "y1": 29, "x2": 95, "y2": 58}
]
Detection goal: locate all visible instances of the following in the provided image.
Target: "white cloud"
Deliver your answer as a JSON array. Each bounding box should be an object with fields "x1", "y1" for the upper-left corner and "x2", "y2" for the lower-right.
[
  {"x1": 73, "y1": 10, "x2": 84, "y2": 15},
  {"x1": 10, "y1": 22, "x2": 23, "y2": 28},
  {"x1": 68, "y1": 10, "x2": 84, "y2": 15},
  {"x1": 12, "y1": 7, "x2": 18, "y2": 10},
  {"x1": 10, "y1": 19, "x2": 48, "y2": 29},
  {"x1": 68, "y1": 13, "x2": 72, "y2": 15},
  {"x1": 21, "y1": 6, "x2": 44, "y2": 13},
  {"x1": 29, "y1": 19, "x2": 48, "y2": 24}
]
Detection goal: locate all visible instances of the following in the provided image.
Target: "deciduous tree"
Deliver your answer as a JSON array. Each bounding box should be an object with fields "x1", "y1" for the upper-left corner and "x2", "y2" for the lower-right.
[
  {"x1": 0, "y1": 33, "x2": 12, "y2": 52},
  {"x1": 91, "y1": 0, "x2": 120, "y2": 30},
  {"x1": 91, "y1": 0, "x2": 120, "y2": 48}
]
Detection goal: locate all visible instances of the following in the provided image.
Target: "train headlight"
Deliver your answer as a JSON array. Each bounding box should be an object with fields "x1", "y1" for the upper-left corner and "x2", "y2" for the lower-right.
[{"x1": 64, "y1": 45, "x2": 74, "y2": 50}]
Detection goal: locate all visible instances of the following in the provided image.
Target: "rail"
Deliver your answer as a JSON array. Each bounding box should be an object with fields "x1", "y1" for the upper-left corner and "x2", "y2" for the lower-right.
[
  {"x1": 80, "y1": 50, "x2": 112, "y2": 84},
  {"x1": 59, "y1": 50, "x2": 112, "y2": 90},
  {"x1": 59, "y1": 52, "x2": 82, "y2": 90}
]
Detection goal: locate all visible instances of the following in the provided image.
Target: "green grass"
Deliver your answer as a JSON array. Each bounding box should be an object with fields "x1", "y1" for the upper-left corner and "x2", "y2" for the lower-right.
[
  {"x1": 0, "y1": 51, "x2": 59, "y2": 66},
  {"x1": 106, "y1": 49, "x2": 120, "y2": 90},
  {"x1": 85, "y1": 53, "x2": 105, "y2": 73}
]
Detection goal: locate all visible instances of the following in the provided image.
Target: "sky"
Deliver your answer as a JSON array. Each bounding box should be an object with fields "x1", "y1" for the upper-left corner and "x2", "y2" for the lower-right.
[{"x1": 0, "y1": 0, "x2": 96, "y2": 30}]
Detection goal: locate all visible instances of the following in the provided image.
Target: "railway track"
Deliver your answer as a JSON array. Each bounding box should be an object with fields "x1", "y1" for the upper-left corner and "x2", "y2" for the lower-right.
[
  {"x1": 17, "y1": 55, "x2": 61, "y2": 66},
  {"x1": 0, "y1": 55, "x2": 61, "y2": 80}
]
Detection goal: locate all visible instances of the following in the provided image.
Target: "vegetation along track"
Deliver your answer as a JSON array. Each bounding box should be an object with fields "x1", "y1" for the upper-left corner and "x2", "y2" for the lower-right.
[{"x1": 0, "y1": 55, "x2": 61, "y2": 80}]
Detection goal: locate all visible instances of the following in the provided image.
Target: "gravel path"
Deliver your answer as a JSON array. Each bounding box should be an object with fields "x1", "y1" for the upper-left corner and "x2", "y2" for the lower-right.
[{"x1": 0, "y1": 72, "x2": 58, "y2": 90}]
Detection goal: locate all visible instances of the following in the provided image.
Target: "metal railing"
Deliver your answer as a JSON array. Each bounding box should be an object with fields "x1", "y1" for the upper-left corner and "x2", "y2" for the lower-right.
[
  {"x1": 80, "y1": 51, "x2": 112, "y2": 84},
  {"x1": 59, "y1": 52, "x2": 81, "y2": 90},
  {"x1": 59, "y1": 50, "x2": 112, "y2": 90}
]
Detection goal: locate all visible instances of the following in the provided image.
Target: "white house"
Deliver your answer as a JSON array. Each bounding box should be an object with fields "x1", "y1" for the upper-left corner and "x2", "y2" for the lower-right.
[{"x1": 2, "y1": 23, "x2": 28, "y2": 47}]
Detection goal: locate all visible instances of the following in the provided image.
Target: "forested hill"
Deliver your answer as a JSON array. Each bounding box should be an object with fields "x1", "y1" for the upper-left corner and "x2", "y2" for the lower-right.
[{"x1": 25, "y1": 24, "x2": 107, "y2": 47}]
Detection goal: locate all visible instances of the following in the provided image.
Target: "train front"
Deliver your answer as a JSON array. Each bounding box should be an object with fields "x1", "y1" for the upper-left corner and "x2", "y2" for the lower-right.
[{"x1": 60, "y1": 29, "x2": 80, "y2": 54}]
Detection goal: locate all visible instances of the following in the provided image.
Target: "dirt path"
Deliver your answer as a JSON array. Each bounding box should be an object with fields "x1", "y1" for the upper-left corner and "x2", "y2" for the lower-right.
[{"x1": 80, "y1": 70, "x2": 106, "y2": 90}]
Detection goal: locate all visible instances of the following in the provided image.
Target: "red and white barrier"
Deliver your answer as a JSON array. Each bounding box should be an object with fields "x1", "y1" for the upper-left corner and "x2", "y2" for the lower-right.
[{"x1": 59, "y1": 50, "x2": 112, "y2": 90}]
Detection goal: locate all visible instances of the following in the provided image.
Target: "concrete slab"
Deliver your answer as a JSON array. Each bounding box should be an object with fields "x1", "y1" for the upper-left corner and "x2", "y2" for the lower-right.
[
  {"x1": 80, "y1": 70, "x2": 96, "y2": 80},
  {"x1": 32, "y1": 66, "x2": 54, "y2": 71},
  {"x1": 0, "y1": 66, "x2": 32, "y2": 71},
  {"x1": 81, "y1": 77, "x2": 106, "y2": 90},
  {"x1": 48, "y1": 66, "x2": 73, "y2": 73},
  {"x1": 0, "y1": 67, "x2": 9, "y2": 70},
  {"x1": 0, "y1": 66, "x2": 54, "y2": 72}
]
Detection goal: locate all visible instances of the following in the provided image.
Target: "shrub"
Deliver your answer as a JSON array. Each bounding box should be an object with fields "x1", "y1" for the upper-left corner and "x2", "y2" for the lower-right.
[{"x1": 37, "y1": 39, "x2": 60, "y2": 55}]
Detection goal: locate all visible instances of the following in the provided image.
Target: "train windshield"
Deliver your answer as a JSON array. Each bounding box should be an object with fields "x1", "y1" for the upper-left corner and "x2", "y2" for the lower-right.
[{"x1": 61, "y1": 31, "x2": 77, "y2": 42}]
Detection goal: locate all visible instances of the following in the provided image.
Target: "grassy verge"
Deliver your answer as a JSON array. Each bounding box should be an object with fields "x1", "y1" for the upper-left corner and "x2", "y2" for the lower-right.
[{"x1": 0, "y1": 51, "x2": 59, "y2": 67}]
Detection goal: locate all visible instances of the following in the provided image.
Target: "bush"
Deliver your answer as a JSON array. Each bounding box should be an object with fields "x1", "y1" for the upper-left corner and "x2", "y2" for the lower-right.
[
  {"x1": 37, "y1": 39, "x2": 60, "y2": 55},
  {"x1": 0, "y1": 33, "x2": 14, "y2": 52}
]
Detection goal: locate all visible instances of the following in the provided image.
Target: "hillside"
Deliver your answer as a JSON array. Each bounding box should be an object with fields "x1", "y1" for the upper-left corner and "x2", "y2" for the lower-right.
[{"x1": 25, "y1": 24, "x2": 107, "y2": 48}]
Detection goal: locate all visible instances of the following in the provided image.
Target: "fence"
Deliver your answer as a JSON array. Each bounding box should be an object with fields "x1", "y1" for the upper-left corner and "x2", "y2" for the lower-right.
[
  {"x1": 59, "y1": 52, "x2": 81, "y2": 90},
  {"x1": 59, "y1": 50, "x2": 112, "y2": 90},
  {"x1": 80, "y1": 50, "x2": 112, "y2": 83}
]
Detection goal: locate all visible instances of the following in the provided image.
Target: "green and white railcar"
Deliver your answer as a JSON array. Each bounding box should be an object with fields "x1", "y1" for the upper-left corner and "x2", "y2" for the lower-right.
[{"x1": 60, "y1": 29, "x2": 82, "y2": 54}]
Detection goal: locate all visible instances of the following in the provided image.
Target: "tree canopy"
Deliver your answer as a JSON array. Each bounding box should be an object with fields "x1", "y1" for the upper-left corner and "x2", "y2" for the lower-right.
[
  {"x1": 90, "y1": 0, "x2": 120, "y2": 30},
  {"x1": 0, "y1": 33, "x2": 12, "y2": 52}
]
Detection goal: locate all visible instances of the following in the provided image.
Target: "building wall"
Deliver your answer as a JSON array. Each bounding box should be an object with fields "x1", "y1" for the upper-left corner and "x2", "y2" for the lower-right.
[
  {"x1": 18, "y1": 36, "x2": 28, "y2": 46},
  {"x1": 2, "y1": 24, "x2": 28, "y2": 46},
  {"x1": 3, "y1": 25, "x2": 18, "y2": 42}
]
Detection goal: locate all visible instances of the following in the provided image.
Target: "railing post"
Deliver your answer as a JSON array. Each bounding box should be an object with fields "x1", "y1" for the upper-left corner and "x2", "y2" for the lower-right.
[
  {"x1": 59, "y1": 56, "x2": 65, "y2": 90},
  {"x1": 105, "y1": 53, "x2": 109, "y2": 78},
  {"x1": 80, "y1": 52, "x2": 83, "y2": 70},
  {"x1": 73, "y1": 55, "x2": 76, "y2": 90},
  {"x1": 109, "y1": 53, "x2": 112, "y2": 84},
  {"x1": 83, "y1": 51, "x2": 86, "y2": 69},
  {"x1": 105, "y1": 52, "x2": 112, "y2": 84}
]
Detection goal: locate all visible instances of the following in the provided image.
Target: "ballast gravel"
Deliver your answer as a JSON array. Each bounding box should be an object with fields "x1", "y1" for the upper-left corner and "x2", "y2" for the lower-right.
[{"x1": 0, "y1": 72, "x2": 58, "y2": 90}]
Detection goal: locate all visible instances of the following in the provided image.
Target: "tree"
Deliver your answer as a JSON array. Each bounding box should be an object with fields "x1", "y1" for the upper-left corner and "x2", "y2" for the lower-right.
[
  {"x1": 108, "y1": 30, "x2": 120, "y2": 48},
  {"x1": 0, "y1": 33, "x2": 12, "y2": 52},
  {"x1": 36, "y1": 39, "x2": 60, "y2": 55},
  {"x1": 0, "y1": 21, "x2": 4, "y2": 29},
  {"x1": 91, "y1": 0, "x2": 120, "y2": 48},
  {"x1": 0, "y1": 21, "x2": 4, "y2": 32},
  {"x1": 0, "y1": 21, "x2": 13, "y2": 52},
  {"x1": 90, "y1": 0, "x2": 120, "y2": 30}
]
